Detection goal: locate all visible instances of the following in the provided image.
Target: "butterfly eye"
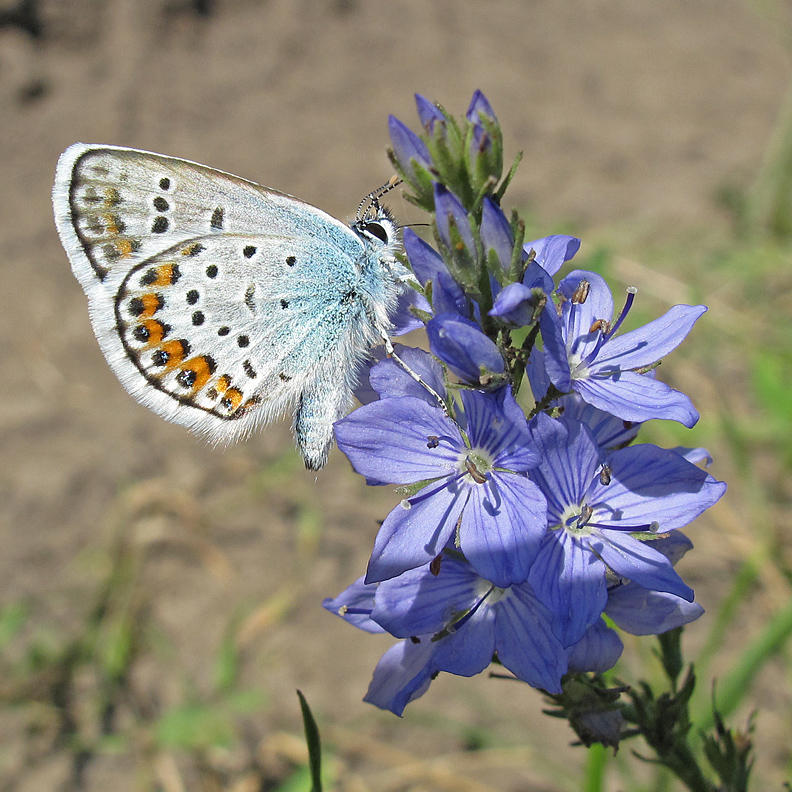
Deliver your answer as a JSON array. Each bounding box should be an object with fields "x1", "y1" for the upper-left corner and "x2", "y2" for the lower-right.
[{"x1": 363, "y1": 222, "x2": 389, "y2": 244}]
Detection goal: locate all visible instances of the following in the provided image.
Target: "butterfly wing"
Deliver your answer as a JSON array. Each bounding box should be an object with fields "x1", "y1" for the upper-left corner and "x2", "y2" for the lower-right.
[{"x1": 53, "y1": 145, "x2": 381, "y2": 460}]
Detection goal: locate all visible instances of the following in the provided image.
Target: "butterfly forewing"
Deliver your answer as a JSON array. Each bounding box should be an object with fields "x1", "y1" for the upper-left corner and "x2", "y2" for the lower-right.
[{"x1": 54, "y1": 145, "x2": 362, "y2": 291}]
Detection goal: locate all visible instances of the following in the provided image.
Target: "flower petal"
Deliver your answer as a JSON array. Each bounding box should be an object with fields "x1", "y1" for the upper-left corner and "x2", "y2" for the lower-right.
[
  {"x1": 574, "y1": 370, "x2": 700, "y2": 427},
  {"x1": 591, "y1": 530, "x2": 694, "y2": 601},
  {"x1": 434, "y1": 184, "x2": 476, "y2": 254},
  {"x1": 606, "y1": 584, "x2": 704, "y2": 636},
  {"x1": 567, "y1": 619, "x2": 624, "y2": 673},
  {"x1": 529, "y1": 531, "x2": 608, "y2": 647},
  {"x1": 558, "y1": 270, "x2": 614, "y2": 363},
  {"x1": 368, "y1": 347, "x2": 447, "y2": 406},
  {"x1": 366, "y1": 481, "x2": 469, "y2": 583},
  {"x1": 334, "y1": 396, "x2": 461, "y2": 485},
  {"x1": 480, "y1": 197, "x2": 514, "y2": 271},
  {"x1": 524, "y1": 235, "x2": 580, "y2": 277},
  {"x1": 489, "y1": 282, "x2": 537, "y2": 326},
  {"x1": 588, "y1": 444, "x2": 726, "y2": 532},
  {"x1": 427, "y1": 313, "x2": 505, "y2": 385},
  {"x1": 388, "y1": 115, "x2": 431, "y2": 178},
  {"x1": 432, "y1": 601, "x2": 497, "y2": 676},
  {"x1": 364, "y1": 638, "x2": 437, "y2": 716},
  {"x1": 372, "y1": 557, "x2": 480, "y2": 638},
  {"x1": 466, "y1": 90, "x2": 498, "y2": 124},
  {"x1": 529, "y1": 414, "x2": 601, "y2": 525},
  {"x1": 415, "y1": 93, "x2": 446, "y2": 130},
  {"x1": 323, "y1": 576, "x2": 384, "y2": 633},
  {"x1": 461, "y1": 389, "x2": 538, "y2": 471},
  {"x1": 390, "y1": 287, "x2": 431, "y2": 335},
  {"x1": 494, "y1": 586, "x2": 567, "y2": 693},
  {"x1": 460, "y1": 473, "x2": 546, "y2": 586},
  {"x1": 594, "y1": 305, "x2": 707, "y2": 372},
  {"x1": 538, "y1": 306, "x2": 572, "y2": 392},
  {"x1": 404, "y1": 228, "x2": 446, "y2": 288}
]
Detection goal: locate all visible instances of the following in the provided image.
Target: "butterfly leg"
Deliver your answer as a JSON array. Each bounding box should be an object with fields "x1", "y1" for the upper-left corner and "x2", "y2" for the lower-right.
[
  {"x1": 294, "y1": 367, "x2": 353, "y2": 471},
  {"x1": 380, "y1": 333, "x2": 449, "y2": 415}
]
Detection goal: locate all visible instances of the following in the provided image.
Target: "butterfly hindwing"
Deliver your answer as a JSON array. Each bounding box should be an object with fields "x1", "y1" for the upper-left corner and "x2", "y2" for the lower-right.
[{"x1": 109, "y1": 233, "x2": 375, "y2": 445}]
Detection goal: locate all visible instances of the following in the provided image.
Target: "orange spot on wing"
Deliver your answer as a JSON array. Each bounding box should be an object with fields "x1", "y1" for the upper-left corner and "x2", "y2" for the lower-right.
[
  {"x1": 141, "y1": 319, "x2": 167, "y2": 345},
  {"x1": 160, "y1": 340, "x2": 189, "y2": 368},
  {"x1": 116, "y1": 239, "x2": 135, "y2": 258},
  {"x1": 181, "y1": 356, "x2": 215, "y2": 391},
  {"x1": 104, "y1": 187, "x2": 121, "y2": 206},
  {"x1": 103, "y1": 213, "x2": 121, "y2": 236},
  {"x1": 216, "y1": 375, "x2": 231, "y2": 394},
  {"x1": 238, "y1": 396, "x2": 261, "y2": 415},
  {"x1": 223, "y1": 387, "x2": 243, "y2": 411},
  {"x1": 139, "y1": 293, "x2": 162, "y2": 317},
  {"x1": 154, "y1": 263, "x2": 178, "y2": 286}
]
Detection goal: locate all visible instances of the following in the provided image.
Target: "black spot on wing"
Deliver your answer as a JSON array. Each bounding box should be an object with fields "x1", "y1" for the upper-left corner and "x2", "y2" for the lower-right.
[
  {"x1": 244, "y1": 285, "x2": 256, "y2": 313},
  {"x1": 152, "y1": 216, "x2": 169, "y2": 234}
]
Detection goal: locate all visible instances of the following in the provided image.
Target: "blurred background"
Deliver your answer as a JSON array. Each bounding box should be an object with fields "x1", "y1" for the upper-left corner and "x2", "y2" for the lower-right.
[{"x1": 0, "y1": 1, "x2": 791, "y2": 790}]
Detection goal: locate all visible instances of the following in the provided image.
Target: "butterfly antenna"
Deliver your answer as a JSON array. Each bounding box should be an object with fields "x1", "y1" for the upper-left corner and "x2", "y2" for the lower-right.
[{"x1": 357, "y1": 175, "x2": 403, "y2": 221}]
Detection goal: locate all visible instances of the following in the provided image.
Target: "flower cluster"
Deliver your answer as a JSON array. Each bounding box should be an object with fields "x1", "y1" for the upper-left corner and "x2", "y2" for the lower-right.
[{"x1": 324, "y1": 93, "x2": 726, "y2": 716}]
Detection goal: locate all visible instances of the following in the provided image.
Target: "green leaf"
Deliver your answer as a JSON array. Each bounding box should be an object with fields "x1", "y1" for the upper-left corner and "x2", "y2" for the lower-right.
[{"x1": 297, "y1": 690, "x2": 322, "y2": 792}]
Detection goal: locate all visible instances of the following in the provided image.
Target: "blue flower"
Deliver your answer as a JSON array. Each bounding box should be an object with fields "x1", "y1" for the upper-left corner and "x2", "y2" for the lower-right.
[
  {"x1": 480, "y1": 196, "x2": 514, "y2": 273},
  {"x1": 526, "y1": 413, "x2": 725, "y2": 647},
  {"x1": 539, "y1": 270, "x2": 707, "y2": 427},
  {"x1": 415, "y1": 93, "x2": 447, "y2": 131},
  {"x1": 489, "y1": 234, "x2": 580, "y2": 327},
  {"x1": 434, "y1": 183, "x2": 477, "y2": 258},
  {"x1": 403, "y1": 228, "x2": 473, "y2": 318},
  {"x1": 567, "y1": 531, "x2": 705, "y2": 673},
  {"x1": 466, "y1": 89, "x2": 498, "y2": 126},
  {"x1": 353, "y1": 346, "x2": 446, "y2": 408},
  {"x1": 323, "y1": 553, "x2": 567, "y2": 715},
  {"x1": 526, "y1": 349, "x2": 642, "y2": 452},
  {"x1": 426, "y1": 313, "x2": 506, "y2": 387},
  {"x1": 334, "y1": 388, "x2": 547, "y2": 587},
  {"x1": 388, "y1": 114, "x2": 432, "y2": 184},
  {"x1": 604, "y1": 531, "x2": 705, "y2": 636}
]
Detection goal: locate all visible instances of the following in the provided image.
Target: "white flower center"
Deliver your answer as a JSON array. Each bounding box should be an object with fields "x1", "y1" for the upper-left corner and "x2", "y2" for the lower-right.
[{"x1": 458, "y1": 448, "x2": 494, "y2": 484}]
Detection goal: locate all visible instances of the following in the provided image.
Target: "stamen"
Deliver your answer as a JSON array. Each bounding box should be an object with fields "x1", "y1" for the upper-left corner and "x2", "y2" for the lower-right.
[
  {"x1": 431, "y1": 585, "x2": 495, "y2": 642},
  {"x1": 579, "y1": 287, "x2": 638, "y2": 369},
  {"x1": 599, "y1": 463, "x2": 612, "y2": 485},
  {"x1": 405, "y1": 471, "x2": 465, "y2": 508},
  {"x1": 338, "y1": 605, "x2": 372, "y2": 617},
  {"x1": 586, "y1": 519, "x2": 661, "y2": 533},
  {"x1": 464, "y1": 456, "x2": 488, "y2": 484},
  {"x1": 604, "y1": 287, "x2": 637, "y2": 342}
]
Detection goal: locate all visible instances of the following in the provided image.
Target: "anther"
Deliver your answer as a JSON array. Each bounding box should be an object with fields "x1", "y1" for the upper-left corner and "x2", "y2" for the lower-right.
[
  {"x1": 571, "y1": 280, "x2": 590, "y2": 304},
  {"x1": 464, "y1": 456, "x2": 488, "y2": 484}
]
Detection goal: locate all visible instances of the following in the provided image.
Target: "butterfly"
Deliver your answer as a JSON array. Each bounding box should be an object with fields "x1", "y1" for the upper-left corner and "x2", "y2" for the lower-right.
[{"x1": 52, "y1": 144, "x2": 411, "y2": 470}]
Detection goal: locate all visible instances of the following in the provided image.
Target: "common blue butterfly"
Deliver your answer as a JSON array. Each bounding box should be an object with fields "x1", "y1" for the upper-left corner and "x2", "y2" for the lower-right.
[{"x1": 52, "y1": 144, "x2": 409, "y2": 469}]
